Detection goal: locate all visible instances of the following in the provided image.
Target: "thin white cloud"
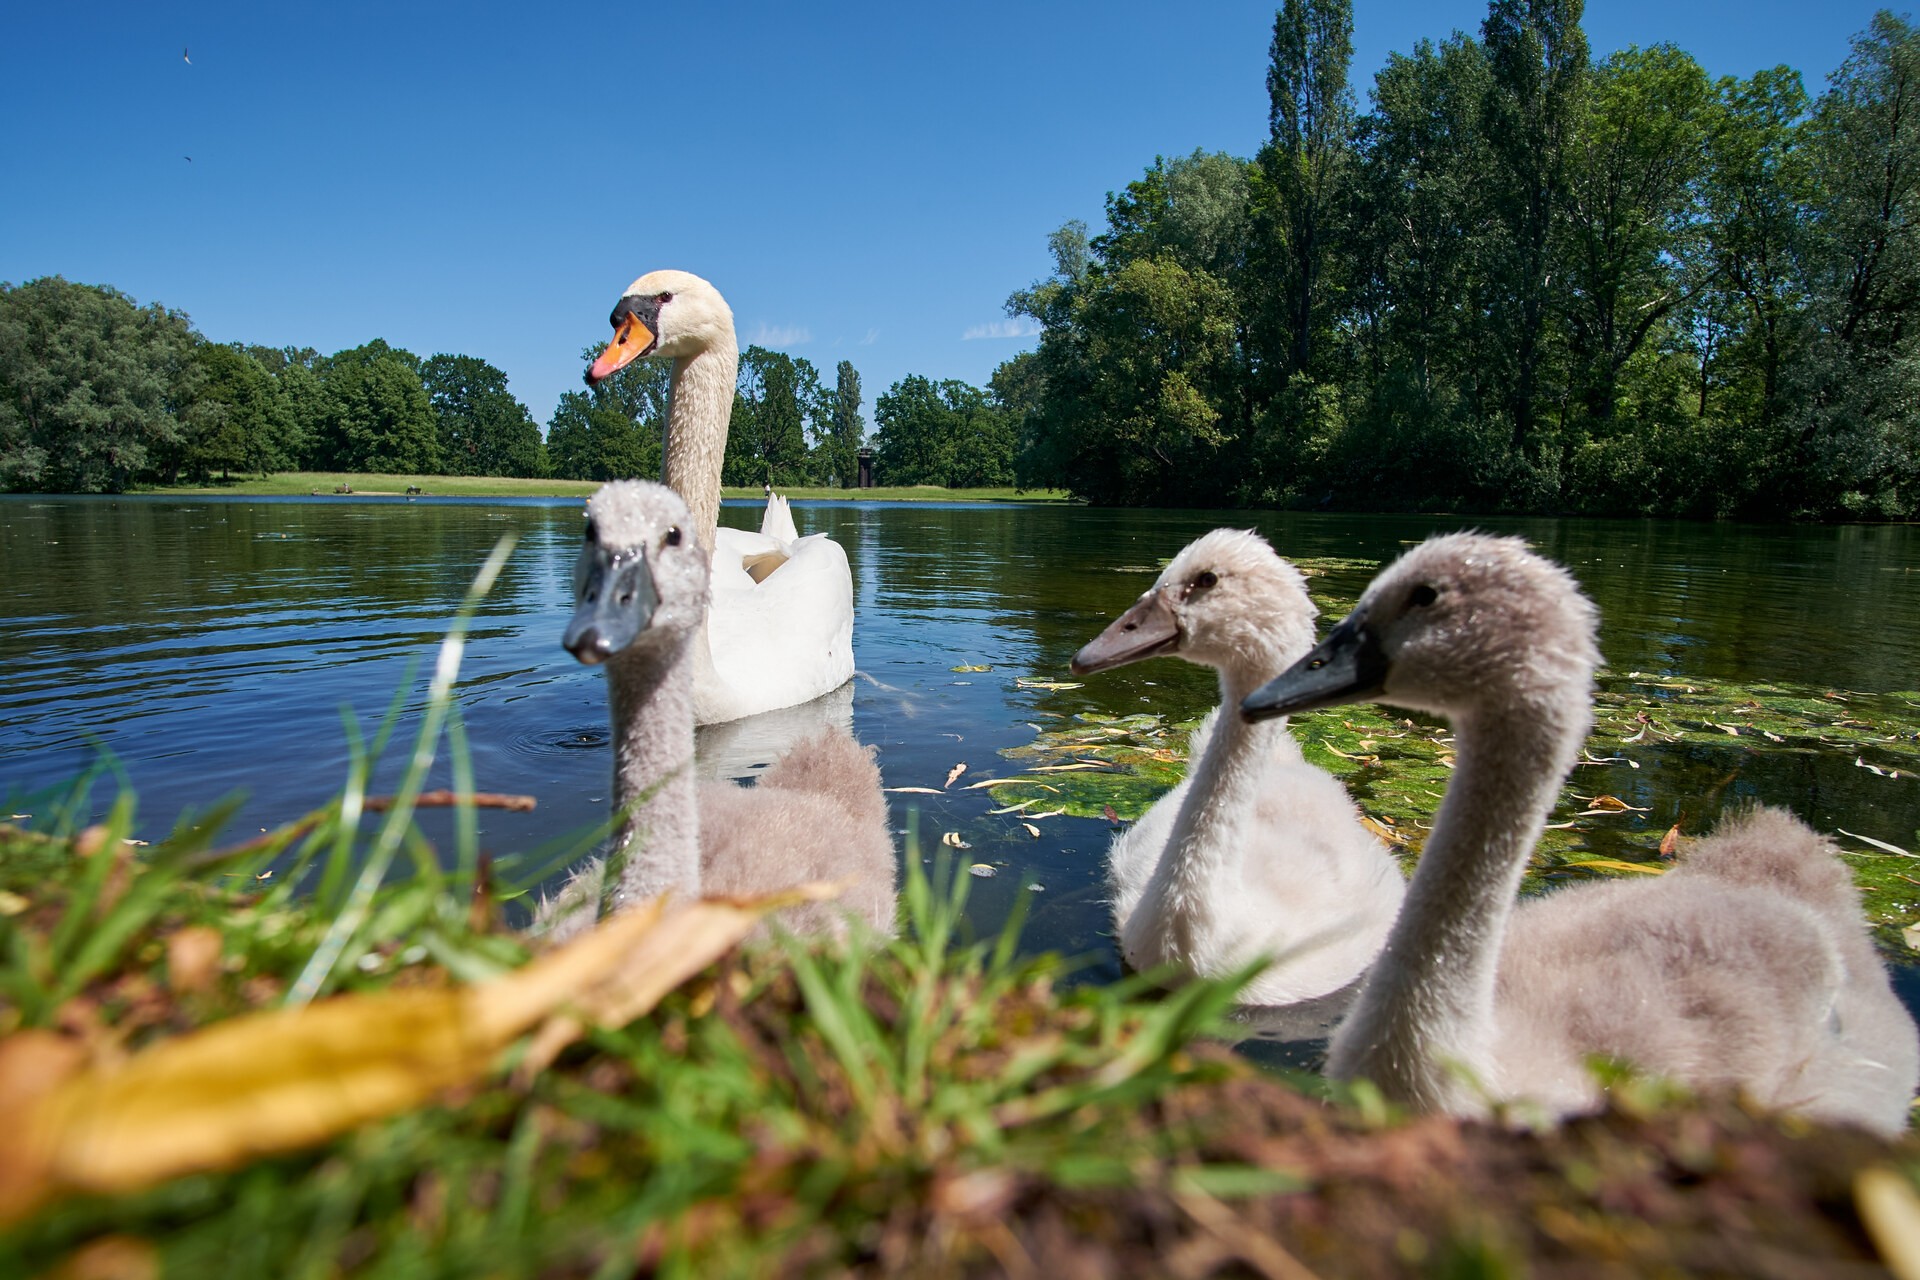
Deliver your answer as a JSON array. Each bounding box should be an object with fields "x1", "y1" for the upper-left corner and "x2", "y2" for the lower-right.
[
  {"x1": 747, "y1": 322, "x2": 811, "y2": 347},
  {"x1": 962, "y1": 317, "x2": 1041, "y2": 341},
  {"x1": 860, "y1": 328, "x2": 880, "y2": 345}
]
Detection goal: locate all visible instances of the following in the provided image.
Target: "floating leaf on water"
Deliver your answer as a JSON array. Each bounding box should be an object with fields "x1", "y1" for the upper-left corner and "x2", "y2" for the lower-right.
[
  {"x1": 1562, "y1": 858, "x2": 1665, "y2": 876},
  {"x1": 1581, "y1": 795, "x2": 1648, "y2": 813},
  {"x1": 1021, "y1": 823, "x2": 1041, "y2": 839},
  {"x1": 886, "y1": 786, "x2": 943, "y2": 795},
  {"x1": 941, "y1": 831, "x2": 971, "y2": 850},
  {"x1": 1838, "y1": 828, "x2": 1917, "y2": 858},
  {"x1": 1360, "y1": 816, "x2": 1407, "y2": 845},
  {"x1": 1659, "y1": 824, "x2": 1682, "y2": 858},
  {"x1": 1029, "y1": 809, "x2": 1065, "y2": 819},
  {"x1": 1027, "y1": 883, "x2": 1045, "y2": 892},
  {"x1": 1014, "y1": 678, "x2": 1083, "y2": 691},
  {"x1": 968, "y1": 863, "x2": 996, "y2": 878},
  {"x1": 944, "y1": 763, "x2": 968, "y2": 789},
  {"x1": 988, "y1": 800, "x2": 1032, "y2": 815},
  {"x1": 1030, "y1": 763, "x2": 1110, "y2": 774},
  {"x1": 950, "y1": 664, "x2": 992, "y2": 673}
]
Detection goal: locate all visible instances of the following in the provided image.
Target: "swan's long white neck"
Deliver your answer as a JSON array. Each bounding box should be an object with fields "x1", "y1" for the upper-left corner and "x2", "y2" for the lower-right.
[
  {"x1": 662, "y1": 330, "x2": 738, "y2": 554},
  {"x1": 603, "y1": 632, "x2": 702, "y2": 910},
  {"x1": 1147, "y1": 661, "x2": 1294, "y2": 933},
  {"x1": 659, "y1": 330, "x2": 740, "y2": 722},
  {"x1": 1328, "y1": 697, "x2": 1588, "y2": 1111}
]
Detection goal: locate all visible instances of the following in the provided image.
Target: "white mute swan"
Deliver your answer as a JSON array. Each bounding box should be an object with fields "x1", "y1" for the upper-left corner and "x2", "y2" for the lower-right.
[
  {"x1": 586, "y1": 270, "x2": 854, "y2": 724},
  {"x1": 1241, "y1": 532, "x2": 1919, "y2": 1134},
  {"x1": 1072, "y1": 529, "x2": 1405, "y2": 1005},
  {"x1": 539, "y1": 480, "x2": 895, "y2": 942}
]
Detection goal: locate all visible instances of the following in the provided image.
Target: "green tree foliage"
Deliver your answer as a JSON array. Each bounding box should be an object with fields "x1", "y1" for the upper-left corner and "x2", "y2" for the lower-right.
[
  {"x1": 1786, "y1": 11, "x2": 1920, "y2": 517},
  {"x1": 823, "y1": 360, "x2": 865, "y2": 488},
  {"x1": 545, "y1": 343, "x2": 667, "y2": 482},
  {"x1": 728, "y1": 347, "x2": 822, "y2": 487},
  {"x1": 871, "y1": 375, "x2": 1015, "y2": 489},
  {"x1": 307, "y1": 341, "x2": 438, "y2": 474},
  {"x1": 0, "y1": 278, "x2": 199, "y2": 493},
  {"x1": 1257, "y1": 0, "x2": 1357, "y2": 390},
  {"x1": 420, "y1": 354, "x2": 546, "y2": 477},
  {"x1": 1002, "y1": 5, "x2": 1920, "y2": 520},
  {"x1": 170, "y1": 343, "x2": 303, "y2": 482}
]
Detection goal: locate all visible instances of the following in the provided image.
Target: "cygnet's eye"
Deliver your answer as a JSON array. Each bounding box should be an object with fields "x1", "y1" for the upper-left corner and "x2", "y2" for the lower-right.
[
  {"x1": 665, "y1": 526, "x2": 682, "y2": 547},
  {"x1": 657, "y1": 291, "x2": 673, "y2": 304},
  {"x1": 1408, "y1": 584, "x2": 1439, "y2": 608},
  {"x1": 1193, "y1": 570, "x2": 1218, "y2": 590}
]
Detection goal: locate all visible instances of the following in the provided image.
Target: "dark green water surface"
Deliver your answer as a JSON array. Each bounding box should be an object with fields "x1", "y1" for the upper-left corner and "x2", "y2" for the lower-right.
[{"x1": 3, "y1": 497, "x2": 1917, "y2": 1013}]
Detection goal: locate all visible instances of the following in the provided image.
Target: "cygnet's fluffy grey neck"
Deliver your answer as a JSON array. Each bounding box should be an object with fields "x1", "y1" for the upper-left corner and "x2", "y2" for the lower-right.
[
  {"x1": 1147, "y1": 656, "x2": 1298, "y2": 931},
  {"x1": 604, "y1": 630, "x2": 701, "y2": 911},
  {"x1": 662, "y1": 329, "x2": 739, "y2": 554},
  {"x1": 1328, "y1": 696, "x2": 1589, "y2": 1111}
]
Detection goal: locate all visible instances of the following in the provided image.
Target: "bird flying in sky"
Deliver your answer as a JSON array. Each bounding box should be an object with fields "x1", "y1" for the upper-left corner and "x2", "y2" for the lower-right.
[{"x1": 183, "y1": 46, "x2": 191, "y2": 65}]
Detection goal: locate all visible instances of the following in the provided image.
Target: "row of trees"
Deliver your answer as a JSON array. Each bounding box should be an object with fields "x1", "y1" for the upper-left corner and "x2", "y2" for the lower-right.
[
  {"x1": 0, "y1": 274, "x2": 1024, "y2": 493},
  {"x1": 0, "y1": 277, "x2": 546, "y2": 490},
  {"x1": 1001, "y1": 4, "x2": 1920, "y2": 519}
]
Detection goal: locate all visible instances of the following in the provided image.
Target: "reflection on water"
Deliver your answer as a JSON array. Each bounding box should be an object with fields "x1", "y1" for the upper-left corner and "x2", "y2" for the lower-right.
[{"x1": 4, "y1": 496, "x2": 1918, "y2": 1060}]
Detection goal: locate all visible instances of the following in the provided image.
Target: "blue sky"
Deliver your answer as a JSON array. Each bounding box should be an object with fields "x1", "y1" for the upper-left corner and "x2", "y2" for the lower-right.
[{"x1": 2, "y1": 1, "x2": 1895, "y2": 432}]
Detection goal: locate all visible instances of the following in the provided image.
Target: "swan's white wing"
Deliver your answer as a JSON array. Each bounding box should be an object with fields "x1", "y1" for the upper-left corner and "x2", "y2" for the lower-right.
[
  {"x1": 714, "y1": 525, "x2": 789, "y2": 587},
  {"x1": 697, "y1": 531, "x2": 854, "y2": 723},
  {"x1": 759, "y1": 492, "x2": 800, "y2": 545}
]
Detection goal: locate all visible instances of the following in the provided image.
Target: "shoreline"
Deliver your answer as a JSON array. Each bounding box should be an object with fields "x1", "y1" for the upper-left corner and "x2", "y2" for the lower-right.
[{"x1": 123, "y1": 472, "x2": 1078, "y2": 503}]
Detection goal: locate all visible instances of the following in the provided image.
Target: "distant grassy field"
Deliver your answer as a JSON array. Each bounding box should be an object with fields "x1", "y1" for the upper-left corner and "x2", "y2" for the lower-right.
[{"x1": 141, "y1": 472, "x2": 1076, "y2": 503}]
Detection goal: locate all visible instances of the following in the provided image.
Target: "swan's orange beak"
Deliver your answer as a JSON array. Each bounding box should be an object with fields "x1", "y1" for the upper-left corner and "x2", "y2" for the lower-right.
[{"x1": 587, "y1": 315, "x2": 655, "y2": 385}]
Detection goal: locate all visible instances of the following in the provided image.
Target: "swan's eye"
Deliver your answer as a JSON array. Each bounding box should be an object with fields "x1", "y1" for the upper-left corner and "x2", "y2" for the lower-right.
[
  {"x1": 657, "y1": 291, "x2": 673, "y2": 304},
  {"x1": 1193, "y1": 571, "x2": 1218, "y2": 590},
  {"x1": 1409, "y1": 584, "x2": 1439, "y2": 608},
  {"x1": 665, "y1": 526, "x2": 682, "y2": 547}
]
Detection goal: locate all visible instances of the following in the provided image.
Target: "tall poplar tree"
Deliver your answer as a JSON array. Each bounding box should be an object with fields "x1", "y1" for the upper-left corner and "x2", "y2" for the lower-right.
[
  {"x1": 1260, "y1": 0, "x2": 1357, "y2": 386},
  {"x1": 1481, "y1": 0, "x2": 1589, "y2": 490},
  {"x1": 827, "y1": 361, "x2": 864, "y2": 488}
]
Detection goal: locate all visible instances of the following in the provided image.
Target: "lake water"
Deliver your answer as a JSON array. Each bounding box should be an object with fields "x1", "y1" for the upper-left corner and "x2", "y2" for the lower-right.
[{"x1": 4, "y1": 496, "x2": 1918, "y2": 1047}]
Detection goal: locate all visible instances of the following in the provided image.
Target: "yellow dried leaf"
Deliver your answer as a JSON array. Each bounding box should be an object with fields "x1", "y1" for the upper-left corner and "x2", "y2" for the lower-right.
[
  {"x1": 1021, "y1": 823, "x2": 1041, "y2": 839},
  {"x1": 1585, "y1": 795, "x2": 1642, "y2": 812},
  {"x1": 885, "y1": 786, "x2": 943, "y2": 795},
  {"x1": 0, "y1": 886, "x2": 812, "y2": 1226},
  {"x1": 943, "y1": 763, "x2": 968, "y2": 789},
  {"x1": 1857, "y1": 1165, "x2": 1920, "y2": 1280},
  {"x1": 941, "y1": 831, "x2": 972, "y2": 849},
  {"x1": 517, "y1": 886, "x2": 836, "y2": 1079}
]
